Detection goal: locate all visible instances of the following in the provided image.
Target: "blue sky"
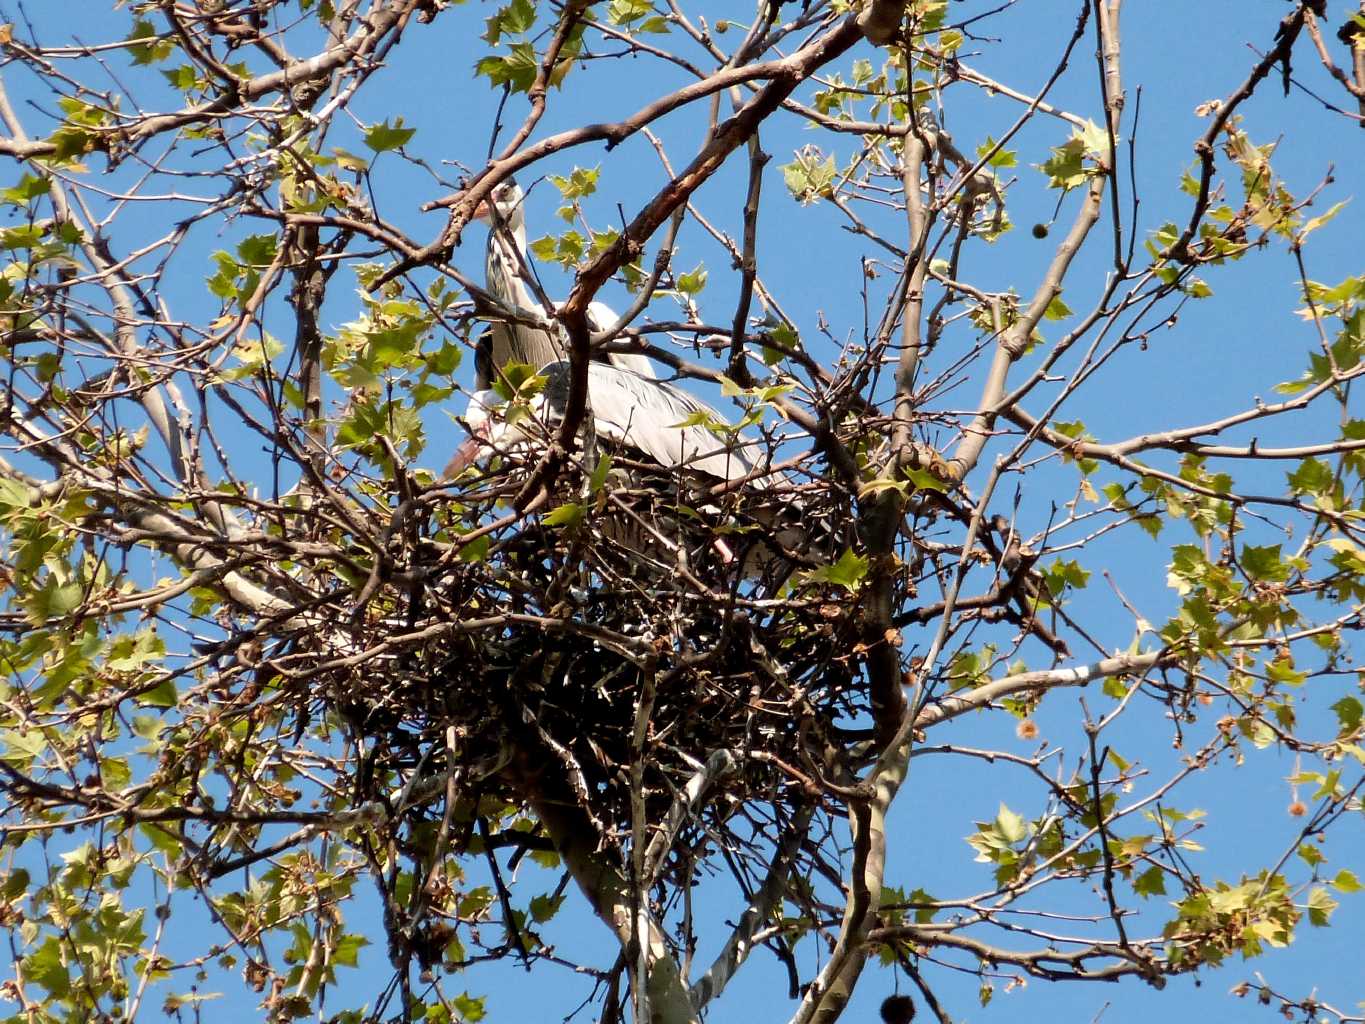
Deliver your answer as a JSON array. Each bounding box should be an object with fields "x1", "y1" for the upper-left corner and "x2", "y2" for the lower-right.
[{"x1": 3, "y1": 1, "x2": 1365, "y2": 1022}]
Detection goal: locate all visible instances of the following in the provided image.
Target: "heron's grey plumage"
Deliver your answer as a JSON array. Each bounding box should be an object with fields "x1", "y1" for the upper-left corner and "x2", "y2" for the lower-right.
[{"x1": 539, "y1": 361, "x2": 767, "y2": 485}]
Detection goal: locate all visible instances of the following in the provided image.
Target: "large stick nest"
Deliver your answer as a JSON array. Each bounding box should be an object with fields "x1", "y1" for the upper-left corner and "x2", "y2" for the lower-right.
[
  {"x1": 260, "y1": 442, "x2": 877, "y2": 878},
  {"x1": 255, "y1": 442, "x2": 884, "y2": 873}
]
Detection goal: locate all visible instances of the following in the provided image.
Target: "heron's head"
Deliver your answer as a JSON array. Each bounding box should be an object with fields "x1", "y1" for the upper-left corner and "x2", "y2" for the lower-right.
[{"x1": 474, "y1": 177, "x2": 525, "y2": 233}]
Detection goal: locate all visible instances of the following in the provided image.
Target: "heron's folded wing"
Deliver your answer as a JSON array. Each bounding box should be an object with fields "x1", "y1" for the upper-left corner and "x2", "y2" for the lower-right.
[{"x1": 582, "y1": 362, "x2": 767, "y2": 484}]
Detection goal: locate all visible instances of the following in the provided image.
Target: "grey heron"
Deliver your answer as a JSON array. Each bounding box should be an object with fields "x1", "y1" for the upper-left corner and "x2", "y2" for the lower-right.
[
  {"x1": 443, "y1": 360, "x2": 807, "y2": 575},
  {"x1": 450, "y1": 182, "x2": 817, "y2": 574},
  {"x1": 447, "y1": 360, "x2": 767, "y2": 486},
  {"x1": 476, "y1": 178, "x2": 655, "y2": 382}
]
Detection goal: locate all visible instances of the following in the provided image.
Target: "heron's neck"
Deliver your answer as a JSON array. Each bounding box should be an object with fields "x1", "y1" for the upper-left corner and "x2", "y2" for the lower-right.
[
  {"x1": 499, "y1": 219, "x2": 527, "y2": 260},
  {"x1": 487, "y1": 221, "x2": 536, "y2": 311}
]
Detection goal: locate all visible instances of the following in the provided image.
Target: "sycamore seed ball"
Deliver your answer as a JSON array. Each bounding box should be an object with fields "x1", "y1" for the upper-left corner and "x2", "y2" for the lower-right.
[{"x1": 881, "y1": 995, "x2": 916, "y2": 1024}]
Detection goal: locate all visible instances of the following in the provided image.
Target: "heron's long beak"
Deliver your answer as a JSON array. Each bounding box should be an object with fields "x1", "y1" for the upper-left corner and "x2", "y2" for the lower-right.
[
  {"x1": 443, "y1": 391, "x2": 500, "y2": 479},
  {"x1": 443, "y1": 436, "x2": 483, "y2": 479},
  {"x1": 712, "y1": 537, "x2": 736, "y2": 564},
  {"x1": 472, "y1": 198, "x2": 492, "y2": 224}
]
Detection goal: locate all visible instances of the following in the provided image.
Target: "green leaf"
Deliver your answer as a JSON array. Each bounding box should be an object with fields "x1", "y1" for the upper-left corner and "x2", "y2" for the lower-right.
[
  {"x1": 0, "y1": 476, "x2": 30, "y2": 513},
  {"x1": 548, "y1": 166, "x2": 599, "y2": 200},
  {"x1": 364, "y1": 118, "x2": 416, "y2": 153},
  {"x1": 761, "y1": 322, "x2": 800, "y2": 366},
  {"x1": 1038, "y1": 137, "x2": 1086, "y2": 189},
  {"x1": 1307, "y1": 886, "x2": 1337, "y2": 926},
  {"x1": 676, "y1": 264, "x2": 707, "y2": 295},
  {"x1": 0, "y1": 728, "x2": 47, "y2": 768},
  {"x1": 332, "y1": 933, "x2": 369, "y2": 968},
  {"x1": 1043, "y1": 558, "x2": 1092, "y2": 597},
  {"x1": 903, "y1": 467, "x2": 948, "y2": 492},
  {"x1": 994, "y1": 803, "x2": 1028, "y2": 843},
  {"x1": 162, "y1": 64, "x2": 201, "y2": 92},
  {"x1": 333, "y1": 148, "x2": 369, "y2": 173},
  {"x1": 126, "y1": 18, "x2": 174, "y2": 65},
  {"x1": 489, "y1": 361, "x2": 544, "y2": 401},
  {"x1": 107, "y1": 628, "x2": 167, "y2": 671},
  {"x1": 529, "y1": 235, "x2": 557, "y2": 262},
  {"x1": 858, "y1": 478, "x2": 909, "y2": 499},
  {"x1": 138, "y1": 678, "x2": 178, "y2": 708},
  {"x1": 805, "y1": 548, "x2": 868, "y2": 591},
  {"x1": 1043, "y1": 293, "x2": 1073, "y2": 321},
  {"x1": 1331, "y1": 869, "x2": 1363, "y2": 894},
  {"x1": 1298, "y1": 199, "x2": 1349, "y2": 240},
  {"x1": 457, "y1": 534, "x2": 490, "y2": 563},
  {"x1": 0, "y1": 867, "x2": 30, "y2": 901},
  {"x1": 1133, "y1": 865, "x2": 1167, "y2": 898},
  {"x1": 589, "y1": 454, "x2": 612, "y2": 494},
  {"x1": 1331, "y1": 696, "x2": 1363, "y2": 736},
  {"x1": 25, "y1": 938, "x2": 71, "y2": 997},
  {"x1": 2, "y1": 224, "x2": 45, "y2": 250},
  {"x1": 669, "y1": 409, "x2": 723, "y2": 431},
  {"x1": 1183, "y1": 276, "x2": 1214, "y2": 298},
  {"x1": 975, "y1": 135, "x2": 1018, "y2": 169},
  {"x1": 223, "y1": 333, "x2": 285, "y2": 381},
  {"x1": 529, "y1": 229, "x2": 586, "y2": 268},
  {"x1": 1287, "y1": 457, "x2": 1334, "y2": 495},
  {"x1": 206, "y1": 251, "x2": 239, "y2": 299},
  {"x1": 780, "y1": 147, "x2": 838, "y2": 204},
  {"x1": 475, "y1": 42, "x2": 539, "y2": 92},
  {"x1": 607, "y1": 0, "x2": 654, "y2": 25},
  {"x1": 906, "y1": 887, "x2": 937, "y2": 924},
  {"x1": 543, "y1": 502, "x2": 584, "y2": 528},
  {"x1": 140, "y1": 822, "x2": 183, "y2": 858},
  {"x1": 132, "y1": 714, "x2": 165, "y2": 742},
  {"x1": 236, "y1": 233, "x2": 277, "y2": 266},
  {"x1": 24, "y1": 578, "x2": 84, "y2": 624},
  {"x1": 2, "y1": 173, "x2": 49, "y2": 204},
  {"x1": 452, "y1": 993, "x2": 487, "y2": 1022},
  {"x1": 484, "y1": 0, "x2": 536, "y2": 43},
  {"x1": 1274, "y1": 374, "x2": 1315, "y2": 396},
  {"x1": 1240, "y1": 544, "x2": 1288, "y2": 582},
  {"x1": 529, "y1": 892, "x2": 564, "y2": 923},
  {"x1": 34, "y1": 351, "x2": 61, "y2": 383}
]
